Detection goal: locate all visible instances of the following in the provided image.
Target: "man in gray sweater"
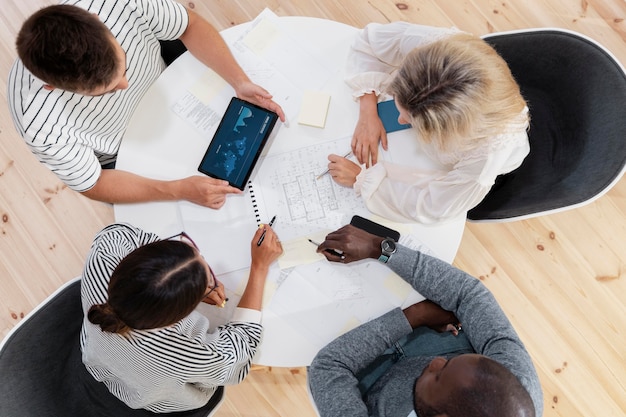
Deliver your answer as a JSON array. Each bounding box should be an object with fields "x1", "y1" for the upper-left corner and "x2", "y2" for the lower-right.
[{"x1": 308, "y1": 225, "x2": 543, "y2": 417}]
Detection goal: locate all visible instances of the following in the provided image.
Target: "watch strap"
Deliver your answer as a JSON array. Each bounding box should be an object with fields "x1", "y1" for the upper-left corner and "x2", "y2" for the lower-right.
[{"x1": 378, "y1": 253, "x2": 391, "y2": 263}]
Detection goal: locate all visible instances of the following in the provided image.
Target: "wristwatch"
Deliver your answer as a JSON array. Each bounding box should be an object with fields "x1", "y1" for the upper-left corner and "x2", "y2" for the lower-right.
[{"x1": 378, "y1": 238, "x2": 397, "y2": 263}]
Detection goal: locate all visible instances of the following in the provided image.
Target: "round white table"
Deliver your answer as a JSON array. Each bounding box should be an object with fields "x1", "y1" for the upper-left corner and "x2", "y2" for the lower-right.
[{"x1": 114, "y1": 12, "x2": 465, "y2": 366}]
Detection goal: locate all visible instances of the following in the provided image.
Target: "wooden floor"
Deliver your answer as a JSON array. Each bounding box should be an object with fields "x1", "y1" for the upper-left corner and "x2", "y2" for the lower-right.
[{"x1": 2, "y1": 1, "x2": 626, "y2": 416}]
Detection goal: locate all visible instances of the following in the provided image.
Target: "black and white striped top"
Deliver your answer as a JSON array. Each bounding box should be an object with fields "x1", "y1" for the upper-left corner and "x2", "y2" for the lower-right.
[
  {"x1": 7, "y1": 0, "x2": 188, "y2": 192},
  {"x1": 80, "y1": 223, "x2": 263, "y2": 412}
]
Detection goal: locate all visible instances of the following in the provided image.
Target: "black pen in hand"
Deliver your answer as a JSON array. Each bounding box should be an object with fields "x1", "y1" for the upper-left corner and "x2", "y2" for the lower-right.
[
  {"x1": 308, "y1": 239, "x2": 346, "y2": 260},
  {"x1": 257, "y1": 215, "x2": 276, "y2": 246}
]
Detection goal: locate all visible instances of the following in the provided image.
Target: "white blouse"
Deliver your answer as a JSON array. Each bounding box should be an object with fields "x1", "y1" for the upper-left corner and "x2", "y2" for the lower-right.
[{"x1": 346, "y1": 22, "x2": 530, "y2": 224}]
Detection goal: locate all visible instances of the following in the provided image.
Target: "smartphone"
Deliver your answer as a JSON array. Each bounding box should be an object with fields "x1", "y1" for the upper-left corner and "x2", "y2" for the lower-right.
[
  {"x1": 377, "y1": 100, "x2": 411, "y2": 133},
  {"x1": 350, "y1": 215, "x2": 400, "y2": 241}
]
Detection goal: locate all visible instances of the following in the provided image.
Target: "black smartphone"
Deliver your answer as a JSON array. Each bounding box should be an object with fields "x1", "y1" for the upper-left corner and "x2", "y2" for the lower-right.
[{"x1": 350, "y1": 215, "x2": 400, "y2": 241}]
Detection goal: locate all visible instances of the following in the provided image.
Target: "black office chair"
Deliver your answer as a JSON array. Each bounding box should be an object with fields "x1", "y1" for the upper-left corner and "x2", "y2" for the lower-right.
[
  {"x1": 467, "y1": 29, "x2": 626, "y2": 221},
  {"x1": 160, "y1": 39, "x2": 188, "y2": 66},
  {"x1": 0, "y1": 277, "x2": 224, "y2": 417}
]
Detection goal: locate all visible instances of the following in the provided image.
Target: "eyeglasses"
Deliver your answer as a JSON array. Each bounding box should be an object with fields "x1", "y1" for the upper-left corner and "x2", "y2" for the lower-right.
[{"x1": 163, "y1": 231, "x2": 219, "y2": 295}]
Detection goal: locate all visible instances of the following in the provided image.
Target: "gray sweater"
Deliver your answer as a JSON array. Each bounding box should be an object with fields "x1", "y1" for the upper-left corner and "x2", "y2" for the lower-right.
[{"x1": 308, "y1": 246, "x2": 543, "y2": 417}]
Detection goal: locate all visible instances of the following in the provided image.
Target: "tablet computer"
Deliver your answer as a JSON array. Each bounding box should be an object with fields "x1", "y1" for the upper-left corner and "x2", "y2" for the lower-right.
[{"x1": 198, "y1": 97, "x2": 279, "y2": 190}]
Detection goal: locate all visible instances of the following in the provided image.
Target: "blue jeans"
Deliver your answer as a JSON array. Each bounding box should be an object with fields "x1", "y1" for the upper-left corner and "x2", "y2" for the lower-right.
[{"x1": 356, "y1": 327, "x2": 473, "y2": 395}]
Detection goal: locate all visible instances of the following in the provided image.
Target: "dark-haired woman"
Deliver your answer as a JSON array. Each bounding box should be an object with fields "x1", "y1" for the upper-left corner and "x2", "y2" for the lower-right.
[{"x1": 80, "y1": 222, "x2": 282, "y2": 413}]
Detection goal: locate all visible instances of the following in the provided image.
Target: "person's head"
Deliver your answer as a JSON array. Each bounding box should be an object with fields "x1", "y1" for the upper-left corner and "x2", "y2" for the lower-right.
[
  {"x1": 389, "y1": 33, "x2": 527, "y2": 151},
  {"x1": 88, "y1": 233, "x2": 220, "y2": 334},
  {"x1": 16, "y1": 5, "x2": 128, "y2": 95},
  {"x1": 413, "y1": 354, "x2": 535, "y2": 417}
]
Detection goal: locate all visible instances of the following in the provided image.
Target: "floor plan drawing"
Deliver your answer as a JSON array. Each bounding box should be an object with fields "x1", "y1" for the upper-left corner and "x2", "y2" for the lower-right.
[{"x1": 251, "y1": 138, "x2": 369, "y2": 241}]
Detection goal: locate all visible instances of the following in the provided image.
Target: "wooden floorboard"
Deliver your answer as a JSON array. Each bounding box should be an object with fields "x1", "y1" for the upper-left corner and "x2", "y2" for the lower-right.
[{"x1": 1, "y1": 1, "x2": 625, "y2": 416}]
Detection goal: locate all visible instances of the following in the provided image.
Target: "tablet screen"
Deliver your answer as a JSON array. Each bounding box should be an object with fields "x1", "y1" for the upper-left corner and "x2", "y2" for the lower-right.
[{"x1": 198, "y1": 97, "x2": 278, "y2": 190}]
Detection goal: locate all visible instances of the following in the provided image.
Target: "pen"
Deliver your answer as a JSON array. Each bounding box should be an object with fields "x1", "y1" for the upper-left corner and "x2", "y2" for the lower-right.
[
  {"x1": 308, "y1": 238, "x2": 346, "y2": 260},
  {"x1": 316, "y1": 150, "x2": 353, "y2": 179},
  {"x1": 257, "y1": 215, "x2": 276, "y2": 246}
]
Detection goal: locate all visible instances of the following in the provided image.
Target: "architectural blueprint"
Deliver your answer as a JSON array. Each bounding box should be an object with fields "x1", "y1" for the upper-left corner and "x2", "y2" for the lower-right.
[{"x1": 250, "y1": 136, "x2": 370, "y2": 241}]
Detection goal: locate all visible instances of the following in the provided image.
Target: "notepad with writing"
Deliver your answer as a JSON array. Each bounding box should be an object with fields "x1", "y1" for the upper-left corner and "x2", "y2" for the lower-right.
[{"x1": 298, "y1": 90, "x2": 331, "y2": 128}]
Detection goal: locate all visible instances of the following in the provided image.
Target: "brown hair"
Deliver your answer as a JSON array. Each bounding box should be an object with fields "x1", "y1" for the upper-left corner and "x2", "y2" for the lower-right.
[
  {"x1": 389, "y1": 33, "x2": 528, "y2": 152},
  {"x1": 16, "y1": 5, "x2": 119, "y2": 92},
  {"x1": 87, "y1": 240, "x2": 208, "y2": 334}
]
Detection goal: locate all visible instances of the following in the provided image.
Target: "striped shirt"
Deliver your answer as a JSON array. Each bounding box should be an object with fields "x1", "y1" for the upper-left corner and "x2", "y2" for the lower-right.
[
  {"x1": 7, "y1": 0, "x2": 188, "y2": 192},
  {"x1": 80, "y1": 223, "x2": 263, "y2": 412}
]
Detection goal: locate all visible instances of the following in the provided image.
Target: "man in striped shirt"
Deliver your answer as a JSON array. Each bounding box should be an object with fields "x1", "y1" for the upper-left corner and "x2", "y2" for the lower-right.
[{"x1": 8, "y1": 0, "x2": 285, "y2": 209}]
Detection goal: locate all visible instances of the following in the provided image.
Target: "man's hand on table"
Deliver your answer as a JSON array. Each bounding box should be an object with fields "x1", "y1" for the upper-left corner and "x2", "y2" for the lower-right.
[
  {"x1": 177, "y1": 176, "x2": 242, "y2": 209},
  {"x1": 235, "y1": 80, "x2": 286, "y2": 123},
  {"x1": 402, "y1": 300, "x2": 461, "y2": 335},
  {"x1": 316, "y1": 225, "x2": 383, "y2": 263}
]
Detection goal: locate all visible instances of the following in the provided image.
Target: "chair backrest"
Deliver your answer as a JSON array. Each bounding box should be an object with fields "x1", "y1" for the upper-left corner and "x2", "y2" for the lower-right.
[
  {"x1": 159, "y1": 39, "x2": 188, "y2": 66},
  {"x1": 467, "y1": 29, "x2": 626, "y2": 221},
  {"x1": 0, "y1": 277, "x2": 223, "y2": 417}
]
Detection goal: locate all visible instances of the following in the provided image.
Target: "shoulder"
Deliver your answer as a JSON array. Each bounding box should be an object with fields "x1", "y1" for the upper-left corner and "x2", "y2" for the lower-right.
[
  {"x1": 363, "y1": 22, "x2": 463, "y2": 47},
  {"x1": 88, "y1": 223, "x2": 159, "y2": 261}
]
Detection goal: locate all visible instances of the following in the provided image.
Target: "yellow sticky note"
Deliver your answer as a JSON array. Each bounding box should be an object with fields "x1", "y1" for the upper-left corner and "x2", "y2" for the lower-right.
[
  {"x1": 189, "y1": 69, "x2": 229, "y2": 105},
  {"x1": 242, "y1": 18, "x2": 279, "y2": 56},
  {"x1": 298, "y1": 91, "x2": 331, "y2": 128}
]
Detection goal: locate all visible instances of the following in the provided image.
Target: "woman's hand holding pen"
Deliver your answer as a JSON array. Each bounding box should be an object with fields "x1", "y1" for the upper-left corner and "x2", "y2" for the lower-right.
[
  {"x1": 239, "y1": 224, "x2": 283, "y2": 311},
  {"x1": 326, "y1": 154, "x2": 362, "y2": 187},
  {"x1": 251, "y1": 224, "x2": 283, "y2": 267},
  {"x1": 316, "y1": 225, "x2": 383, "y2": 263}
]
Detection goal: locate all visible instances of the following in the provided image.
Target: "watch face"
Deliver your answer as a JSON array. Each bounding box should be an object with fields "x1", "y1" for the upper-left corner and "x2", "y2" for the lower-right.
[{"x1": 382, "y1": 239, "x2": 396, "y2": 253}]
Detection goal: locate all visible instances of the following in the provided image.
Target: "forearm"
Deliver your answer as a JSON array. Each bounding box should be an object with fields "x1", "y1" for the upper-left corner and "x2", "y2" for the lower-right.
[
  {"x1": 81, "y1": 169, "x2": 182, "y2": 204},
  {"x1": 309, "y1": 308, "x2": 411, "y2": 417},
  {"x1": 179, "y1": 9, "x2": 249, "y2": 89},
  {"x1": 387, "y1": 247, "x2": 524, "y2": 350},
  {"x1": 237, "y1": 264, "x2": 269, "y2": 311},
  {"x1": 358, "y1": 92, "x2": 379, "y2": 117},
  {"x1": 358, "y1": 162, "x2": 488, "y2": 224}
]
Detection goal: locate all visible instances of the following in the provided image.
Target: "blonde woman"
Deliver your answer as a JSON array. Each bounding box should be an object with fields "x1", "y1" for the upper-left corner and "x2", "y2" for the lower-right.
[{"x1": 327, "y1": 22, "x2": 529, "y2": 224}]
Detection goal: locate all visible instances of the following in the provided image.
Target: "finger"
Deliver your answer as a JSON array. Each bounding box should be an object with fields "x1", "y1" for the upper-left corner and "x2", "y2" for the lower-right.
[
  {"x1": 380, "y1": 131, "x2": 389, "y2": 151},
  {"x1": 269, "y1": 101, "x2": 286, "y2": 122},
  {"x1": 224, "y1": 185, "x2": 243, "y2": 194},
  {"x1": 370, "y1": 148, "x2": 378, "y2": 166},
  {"x1": 210, "y1": 199, "x2": 226, "y2": 210},
  {"x1": 203, "y1": 286, "x2": 226, "y2": 306}
]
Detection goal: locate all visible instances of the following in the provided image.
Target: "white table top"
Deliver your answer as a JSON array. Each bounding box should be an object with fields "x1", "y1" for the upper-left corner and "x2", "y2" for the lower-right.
[{"x1": 114, "y1": 11, "x2": 465, "y2": 367}]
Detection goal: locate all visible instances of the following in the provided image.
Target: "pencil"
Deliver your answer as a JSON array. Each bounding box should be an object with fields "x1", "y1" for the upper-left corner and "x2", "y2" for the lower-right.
[
  {"x1": 316, "y1": 151, "x2": 352, "y2": 179},
  {"x1": 308, "y1": 238, "x2": 346, "y2": 259},
  {"x1": 257, "y1": 215, "x2": 276, "y2": 246}
]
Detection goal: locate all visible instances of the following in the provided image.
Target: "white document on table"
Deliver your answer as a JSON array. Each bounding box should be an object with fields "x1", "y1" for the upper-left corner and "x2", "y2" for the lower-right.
[
  {"x1": 248, "y1": 136, "x2": 370, "y2": 242},
  {"x1": 178, "y1": 191, "x2": 259, "y2": 276},
  {"x1": 265, "y1": 259, "x2": 425, "y2": 347}
]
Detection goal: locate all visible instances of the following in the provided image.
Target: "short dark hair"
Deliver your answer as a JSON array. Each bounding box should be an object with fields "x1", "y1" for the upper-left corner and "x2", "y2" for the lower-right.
[
  {"x1": 88, "y1": 240, "x2": 208, "y2": 334},
  {"x1": 414, "y1": 356, "x2": 536, "y2": 417},
  {"x1": 16, "y1": 4, "x2": 119, "y2": 92}
]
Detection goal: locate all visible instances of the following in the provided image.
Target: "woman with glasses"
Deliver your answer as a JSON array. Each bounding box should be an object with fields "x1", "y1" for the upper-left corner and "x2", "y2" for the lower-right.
[{"x1": 80, "y1": 222, "x2": 282, "y2": 414}]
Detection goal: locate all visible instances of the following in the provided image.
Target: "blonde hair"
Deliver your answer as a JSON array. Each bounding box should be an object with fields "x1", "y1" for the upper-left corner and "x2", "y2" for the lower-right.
[{"x1": 389, "y1": 33, "x2": 527, "y2": 151}]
